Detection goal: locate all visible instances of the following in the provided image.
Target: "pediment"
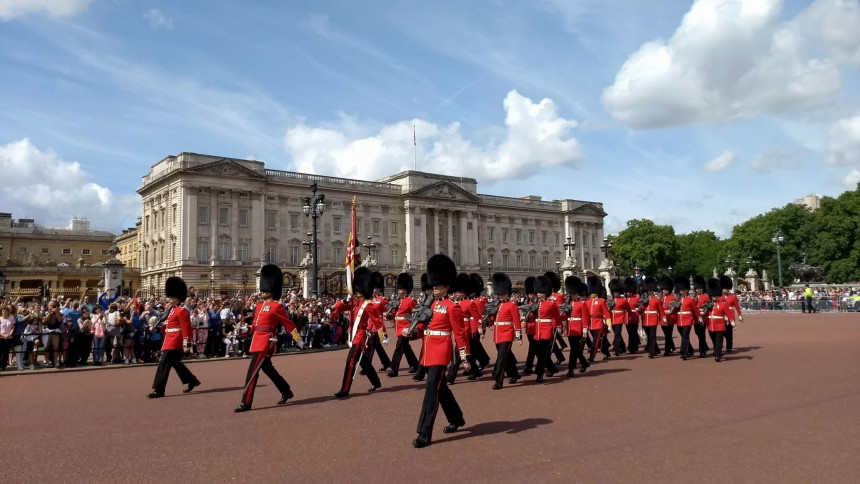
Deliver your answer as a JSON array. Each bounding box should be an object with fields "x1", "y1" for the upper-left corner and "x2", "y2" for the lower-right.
[
  {"x1": 185, "y1": 159, "x2": 265, "y2": 179},
  {"x1": 571, "y1": 202, "x2": 607, "y2": 217},
  {"x1": 406, "y1": 181, "x2": 479, "y2": 202}
]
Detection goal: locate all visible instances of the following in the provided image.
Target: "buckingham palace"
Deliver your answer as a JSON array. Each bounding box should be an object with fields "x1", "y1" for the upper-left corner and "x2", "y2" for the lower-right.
[{"x1": 136, "y1": 152, "x2": 606, "y2": 295}]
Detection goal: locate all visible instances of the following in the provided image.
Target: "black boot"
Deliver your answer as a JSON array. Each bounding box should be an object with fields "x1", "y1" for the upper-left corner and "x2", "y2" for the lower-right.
[
  {"x1": 278, "y1": 389, "x2": 294, "y2": 405},
  {"x1": 234, "y1": 403, "x2": 251, "y2": 413}
]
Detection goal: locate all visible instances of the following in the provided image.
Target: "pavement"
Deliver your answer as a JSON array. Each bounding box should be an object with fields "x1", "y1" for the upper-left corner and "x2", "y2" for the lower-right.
[{"x1": 1, "y1": 312, "x2": 858, "y2": 483}]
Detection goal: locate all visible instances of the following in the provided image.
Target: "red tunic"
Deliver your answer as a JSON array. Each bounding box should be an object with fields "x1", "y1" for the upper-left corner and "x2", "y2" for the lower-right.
[
  {"x1": 420, "y1": 298, "x2": 469, "y2": 367},
  {"x1": 524, "y1": 296, "x2": 537, "y2": 336},
  {"x1": 393, "y1": 297, "x2": 417, "y2": 334},
  {"x1": 588, "y1": 298, "x2": 610, "y2": 331},
  {"x1": 335, "y1": 299, "x2": 378, "y2": 349},
  {"x1": 707, "y1": 301, "x2": 729, "y2": 332},
  {"x1": 534, "y1": 299, "x2": 560, "y2": 341},
  {"x1": 662, "y1": 295, "x2": 677, "y2": 326},
  {"x1": 642, "y1": 297, "x2": 665, "y2": 328},
  {"x1": 676, "y1": 296, "x2": 700, "y2": 328},
  {"x1": 471, "y1": 296, "x2": 487, "y2": 334},
  {"x1": 249, "y1": 301, "x2": 298, "y2": 355},
  {"x1": 565, "y1": 300, "x2": 590, "y2": 336},
  {"x1": 161, "y1": 305, "x2": 192, "y2": 351},
  {"x1": 459, "y1": 299, "x2": 475, "y2": 338},
  {"x1": 721, "y1": 294, "x2": 742, "y2": 322},
  {"x1": 627, "y1": 295, "x2": 642, "y2": 325},
  {"x1": 493, "y1": 301, "x2": 521, "y2": 344},
  {"x1": 369, "y1": 296, "x2": 388, "y2": 334},
  {"x1": 611, "y1": 298, "x2": 631, "y2": 326}
]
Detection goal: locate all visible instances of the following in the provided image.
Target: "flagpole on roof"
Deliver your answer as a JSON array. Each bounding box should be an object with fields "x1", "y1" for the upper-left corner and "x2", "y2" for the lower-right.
[{"x1": 413, "y1": 123, "x2": 417, "y2": 171}]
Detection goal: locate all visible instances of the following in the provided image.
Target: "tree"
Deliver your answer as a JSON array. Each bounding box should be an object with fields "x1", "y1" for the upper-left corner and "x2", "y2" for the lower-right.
[
  {"x1": 609, "y1": 219, "x2": 678, "y2": 277},
  {"x1": 675, "y1": 231, "x2": 726, "y2": 278}
]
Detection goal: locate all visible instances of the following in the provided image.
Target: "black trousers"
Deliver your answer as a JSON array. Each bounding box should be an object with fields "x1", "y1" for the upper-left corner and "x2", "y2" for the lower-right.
[
  {"x1": 725, "y1": 324, "x2": 734, "y2": 351},
  {"x1": 645, "y1": 326, "x2": 659, "y2": 357},
  {"x1": 552, "y1": 339, "x2": 565, "y2": 363},
  {"x1": 612, "y1": 325, "x2": 626, "y2": 355},
  {"x1": 566, "y1": 336, "x2": 588, "y2": 369},
  {"x1": 492, "y1": 342, "x2": 520, "y2": 384},
  {"x1": 417, "y1": 365, "x2": 464, "y2": 440},
  {"x1": 241, "y1": 352, "x2": 291, "y2": 406},
  {"x1": 368, "y1": 333, "x2": 391, "y2": 369},
  {"x1": 339, "y1": 343, "x2": 380, "y2": 394},
  {"x1": 708, "y1": 332, "x2": 724, "y2": 359},
  {"x1": 693, "y1": 323, "x2": 709, "y2": 355},
  {"x1": 390, "y1": 336, "x2": 419, "y2": 374},
  {"x1": 151, "y1": 350, "x2": 198, "y2": 395},
  {"x1": 556, "y1": 332, "x2": 568, "y2": 350},
  {"x1": 626, "y1": 323, "x2": 640, "y2": 353},
  {"x1": 661, "y1": 325, "x2": 675, "y2": 354},
  {"x1": 679, "y1": 326, "x2": 692, "y2": 358},
  {"x1": 470, "y1": 334, "x2": 491, "y2": 368},
  {"x1": 589, "y1": 329, "x2": 610, "y2": 359},
  {"x1": 77, "y1": 334, "x2": 92, "y2": 365},
  {"x1": 534, "y1": 340, "x2": 551, "y2": 378},
  {"x1": 525, "y1": 335, "x2": 536, "y2": 371}
]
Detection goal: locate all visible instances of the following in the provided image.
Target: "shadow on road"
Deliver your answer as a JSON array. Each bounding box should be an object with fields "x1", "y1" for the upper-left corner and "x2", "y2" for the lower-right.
[
  {"x1": 165, "y1": 385, "x2": 265, "y2": 397},
  {"x1": 435, "y1": 418, "x2": 553, "y2": 444}
]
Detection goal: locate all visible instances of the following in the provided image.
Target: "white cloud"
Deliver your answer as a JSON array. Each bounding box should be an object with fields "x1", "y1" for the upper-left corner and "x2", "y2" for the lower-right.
[
  {"x1": 0, "y1": 139, "x2": 139, "y2": 231},
  {"x1": 602, "y1": 0, "x2": 849, "y2": 129},
  {"x1": 826, "y1": 116, "x2": 860, "y2": 166},
  {"x1": 844, "y1": 169, "x2": 860, "y2": 187},
  {"x1": 703, "y1": 149, "x2": 736, "y2": 173},
  {"x1": 0, "y1": 0, "x2": 93, "y2": 20},
  {"x1": 750, "y1": 147, "x2": 809, "y2": 172},
  {"x1": 143, "y1": 8, "x2": 172, "y2": 30},
  {"x1": 796, "y1": 0, "x2": 860, "y2": 66},
  {"x1": 284, "y1": 90, "x2": 583, "y2": 182}
]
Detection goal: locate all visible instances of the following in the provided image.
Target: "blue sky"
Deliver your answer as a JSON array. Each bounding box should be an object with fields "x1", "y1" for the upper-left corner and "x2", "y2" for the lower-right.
[{"x1": 1, "y1": 0, "x2": 859, "y2": 237}]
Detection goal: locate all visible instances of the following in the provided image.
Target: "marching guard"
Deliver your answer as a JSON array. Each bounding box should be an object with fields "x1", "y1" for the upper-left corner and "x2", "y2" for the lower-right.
[
  {"x1": 334, "y1": 268, "x2": 383, "y2": 398},
  {"x1": 148, "y1": 277, "x2": 201, "y2": 399},
  {"x1": 522, "y1": 276, "x2": 538, "y2": 375},
  {"x1": 545, "y1": 272, "x2": 568, "y2": 366},
  {"x1": 706, "y1": 278, "x2": 729, "y2": 362},
  {"x1": 388, "y1": 273, "x2": 418, "y2": 377},
  {"x1": 469, "y1": 274, "x2": 493, "y2": 371},
  {"x1": 532, "y1": 276, "x2": 560, "y2": 382},
  {"x1": 413, "y1": 254, "x2": 471, "y2": 448},
  {"x1": 562, "y1": 276, "x2": 590, "y2": 376},
  {"x1": 410, "y1": 274, "x2": 434, "y2": 382},
  {"x1": 489, "y1": 272, "x2": 522, "y2": 389},
  {"x1": 235, "y1": 264, "x2": 303, "y2": 412},
  {"x1": 692, "y1": 275, "x2": 711, "y2": 358},
  {"x1": 609, "y1": 278, "x2": 629, "y2": 356},
  {"x1": 624, "y1": 277, "x2": 642, "y2": 354},
  {"x1": 719, "y1": 275, "x2": 741, "y2": 353},
  {"x1": 642, "y1": 277, "x2": 665, "y2": 358},
  {"x1": 660, "y1": 278, "x2": 676, "y2": 355},
  {"x1": 368, "y1": 272, "x2": 392, "y2": 372},
  {"x1": 587, "y1": 276, "x2": 611, "y2": 361},
  {"x1": 674, "y1": 277, "x2": 700, "y2": 360},
  {"x1": 448, "y1": 273, "x2": 478, "y2": 383}
]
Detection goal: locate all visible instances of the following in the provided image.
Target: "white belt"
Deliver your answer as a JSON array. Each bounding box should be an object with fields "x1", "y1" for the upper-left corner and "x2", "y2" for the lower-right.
[
  {"x1": 611, "y1": 310, "x2": 626, "y2": 314},
  {"x1": 568, "y1": 318, "x2": 582, "y2": 321},
  {"x1": 495, "y1": 321, "x2": 513, "y2": 326},
  {"x1": 165, "y1": 328, "x2": 180, "y2": 333},
  {"x1": 644, "y1": 311, "x2": 659, "y2": 314},
  {"x1": 395, "y1": 317, "x2": 408, "y2": 321},
  {"x1": 424, "y1": 330, "x2": 451, "y2": 336},
  {"x1": 708, "y1": 316, "x2": 725, "y2": 320},
  {"x1": 678, "y1": 311, "x2": 692, "y2": 315},
  {"x1": 536, "y1": 319, "x2": 553, "y2": 323}
]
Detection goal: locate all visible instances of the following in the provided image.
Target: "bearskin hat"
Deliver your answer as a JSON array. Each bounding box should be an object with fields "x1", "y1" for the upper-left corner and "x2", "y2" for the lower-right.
[
  {"x1": 420, "y1": 273, "x2": 431, "y2": 292},
  {"x1": 353, "y1": 267, "x2": 374, "y2": 299},
  {"x1": 609, "y1": 278, "x2": 623, "y2": 295},
  {"x1": 659, "y1": 277, "x2": 674, "y2": 293},
  {"x1": 643, "y1": 276, "x2": 658, "y2": 293},
  {"x1": 426, "y1": 254, "x2": 456, "y2": 288},
  {"x1": 492, "y1": 272, "x2": 512, "y2": 296},
  {"x1": 455, "y1": 273, "x2": 472, "y2": 295},
  {"x1": 674, "y1": 276, "x2": 690, "y2": 293},
  {"x1": 692, "y1": 275, "x2": 706, "y2": 291},
  {"x1": 470, "y1": 273, "x2": 484, "y2": 297},
  {"x1": 534, "y1": 275, "x2": 552, "y2": 295},
  {"x1": 396, "y1": 273, "x2": 413, "y2": 293},
  {"x1": 543, "y1": 271, "x2": 561, "y2": 293},
  {"x1": 587, "y1": 275, "x2": 603, "y2": 296},
  {"x1": 524, "y1": 276, "x2": 536, "y2": 295},
  {"x1": 565, "y1": 276, "x2": 582, "y2": 296},
  {"x1": 707, "y1": 278, "x2": 722, "y2": 299},
  {"x1": 371, "y1": 271, "x2": 385, "y2": 295},
  {"x1": 719, "y1": 275, "x2": 733, "y2": 292},
  {"x1": 624, "y1": 277, "x2": 638, "y2": 296},
  {"x1": 259, "y1": 264, "x2": 284, "y2": 299},
  {"x1": 165, "y1": 276, "x2": 187, "y2": 302}
]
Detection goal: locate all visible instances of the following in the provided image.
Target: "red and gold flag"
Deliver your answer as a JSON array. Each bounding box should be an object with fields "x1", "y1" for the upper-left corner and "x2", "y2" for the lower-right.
[{"x1": 345, "y1": 196, "x2": 358, "y2": 294}]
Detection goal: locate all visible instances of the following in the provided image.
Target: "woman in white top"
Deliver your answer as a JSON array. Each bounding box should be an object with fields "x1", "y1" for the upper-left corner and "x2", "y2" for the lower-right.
[{"x1": 91, "y1": 307, "x2": 107, "y2": 365}]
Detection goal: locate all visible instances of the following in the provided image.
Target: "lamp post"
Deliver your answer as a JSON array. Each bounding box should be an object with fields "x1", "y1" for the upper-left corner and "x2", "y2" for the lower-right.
[
  {"x1": 241, "y1": 271, "x2": 248, "y2": 295},
  {"x1": 668, "y1": 266, "x2": 673, "y2": 277},
  {"x1": 209, "y1": 276, "x2": 214, "y2": 298},
  {"x1": 486, "y1": 258, "x2": 492, "y2": 282},
  {"x1": 599, "y1": 236, "x2": 613, "y2": 262},
  {"x1": 555, "y1": 259, "x2": 561, "y2": 278},
  {"x1": 302, "y1": 182, "x2": 326, "y2": 298},
  {"x1": 771, "y1": 228, "x2": 785, "y2": 287},
  {"x1": 563, "y1": 236, "x2": 576, "y2": 259},
  {"x1": 361, "y1": 235, "x2": 378, "y2": 267}
]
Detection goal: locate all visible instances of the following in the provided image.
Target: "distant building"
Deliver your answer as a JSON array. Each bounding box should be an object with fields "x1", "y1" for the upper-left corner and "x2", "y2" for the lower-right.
[
  {"x1": 793, "y1": 195, "x2": 821, "y2": 211},
  {"x1": 115, "y1": 220, "x2": 141, "y2": 269},
  {"x1": 0, "y1": 213, "x2": 140, "y2": 299}
]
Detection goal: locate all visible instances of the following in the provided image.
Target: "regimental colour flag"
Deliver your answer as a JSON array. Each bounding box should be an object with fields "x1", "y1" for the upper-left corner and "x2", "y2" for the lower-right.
[{"x1": 345, "y1": 196, "x2": 358, "y2": 294}]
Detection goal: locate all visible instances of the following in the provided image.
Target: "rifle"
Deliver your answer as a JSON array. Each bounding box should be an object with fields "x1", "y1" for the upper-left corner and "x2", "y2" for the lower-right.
[
  {"x1": 480, "y1": 295, "x2": 500, "y2": 336},
  {"x1": 405, "y1": 294, "x2": 434, "y2": 336},
  {"x1": 518, "y1": 300, "x2": 538, "y2": 321},
  {"x1": 386, "y1": 297, "x2": 401, "y2": 320}
]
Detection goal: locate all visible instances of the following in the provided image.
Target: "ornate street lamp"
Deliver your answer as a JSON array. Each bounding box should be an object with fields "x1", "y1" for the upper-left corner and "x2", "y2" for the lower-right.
[
  {"x1": 486, "y1": 258, "x2": 492, "y2": 283},
  {"x1": 563, "y1": 235, "x2": 576, "y2": 258},
  {"x1": 771, "y1": 228, "x2": 785, "y2": 287},
  {"x1": 599, "y1": 236, "x2": 613, "y2": 262},
  {"x1": 667, "y1": 266, "x2": 673, "y2": 276},
  {"x1": 302, "y1": 182, "x2": 326, "y2": 297},
  {"x1": 361, "y1": 235, "x2": 378, "y2": 267},
  {"x1": 555, "y1": 259, "x2": 561, "y2": 277}
]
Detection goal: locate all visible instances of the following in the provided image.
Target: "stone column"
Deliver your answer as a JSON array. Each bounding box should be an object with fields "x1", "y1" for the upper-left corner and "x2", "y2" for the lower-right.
[
  {"x1": 210, "y1": 190, "x2": 218, "y2": 260},
  {"x1": 251, "y1": 191, "x2": 264, "y2": 263},
  {"x1": 231, "y1": 192, "x2": 239, "y2": 260},
  {"x1": 184, "y1": 185, "x2": 197, "y2": 261},
  {"x1": 432, "y1": 209, "x2": 439, "y2": 255},
  {"x1": 419, "y1": 208, "x2": 428, "y2": 267},
  {"x1": 447, "y1": 210, "x2": 454, "y2": 259},
  {"x1": 404, "y1": 202, "x2": 414, "y2": 268},
  {"x1": 459, "y1": 211, "x2": 468, "y2": 267},
  {"x1": 578, "y1": 223, "x2": 586, "y2": 269}
]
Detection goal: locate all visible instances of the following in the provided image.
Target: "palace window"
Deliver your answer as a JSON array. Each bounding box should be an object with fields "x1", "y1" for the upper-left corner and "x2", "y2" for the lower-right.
[
  {"x1": 62, "y1": 248, "x2": 72, "y2": 255},
  {"x1": 333, "y1": 247, "x2": 342, "y2": 265},
  {"x1": 529, "y1": 230, "x2": 535, "y2": 244},
  {"x1": 218, "y1": 208, "x2": 229, "y2": 226},
  {"x1": 18, "y1": 247, "x2": 26, "y2": 254},
  {"x1": 333, "y1": 217, "x2": 342, "y2": 233},
  {"x1": 542, "y1": 255, "x2": 548, "y2": 269},
  {"x1": 391, "y1": 248, "x2": 398, "y2": 267},
  {"x1": 529, "y1": 254, "x2": 536, "y2": 269},
  {"x1": 82, "y1": 249, "x2": 91, "y2": 256},
  {"x1": 218, "y1": 242, "x2": 230, "y2": 261},
  {"x1": 290, "y1": 214, "x2": 299, "y2": 230},
  {"x1": 41, "y1": 247, "x2": 49, "y2": 255},
  {"x1": 488, "y1": 227, "x2": 495, "y2": 242},
  {"x1": 238, "y1": 243, "x2": 249, "y2": 262},
  {"x1": 515, "y1": 229, "x2": 522, "y2": 243},
  {"x1": 290, "y1": 246, "x2": 299, "y2": 265},
  {"x1": 390, "y1": 221, "x2": 397, "y2": 237},
  {"x1": 372, "y1": 220, "x2": 380, "y2": 236},
  {"x1": 515, "y1": 254, "x2": 522, "y2": 269},
  {"x1": 265, "y1": 244, "x2": 276, "y2": 263},
  {"x1": 266, "y1": 212, "x2": 276, "y2": 229},
  {"x1": 239, "y1": 209, "x2": 248, "y2": 227},
  {"x1": 502, "y1": 254, "x2": 509, "y2": 269},
  {"x1": 502, "y1": 228, "x2": 508, "y2": 243},
  {"x1": 197, "y1": 241, "x2": 209, "y2": 261},
  {"x1": 542, "y1": 231, "x2": 547, "y2": 245}
]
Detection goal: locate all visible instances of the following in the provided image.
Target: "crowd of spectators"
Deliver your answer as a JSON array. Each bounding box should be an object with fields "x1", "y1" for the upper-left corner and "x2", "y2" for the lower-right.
[{"x1": 0, "y1": 287, "x2": 354, "y2": 372}]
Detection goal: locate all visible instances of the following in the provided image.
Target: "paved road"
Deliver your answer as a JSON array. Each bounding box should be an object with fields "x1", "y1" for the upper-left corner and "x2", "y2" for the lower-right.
[{"x1": 2, "y1": 312, "x2": 858, "y2": 483}]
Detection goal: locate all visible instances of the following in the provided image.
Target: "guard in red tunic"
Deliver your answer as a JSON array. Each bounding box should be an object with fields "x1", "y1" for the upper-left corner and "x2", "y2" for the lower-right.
[
  {"x1": 674, "y1": 277, "x2": 701, "y2": 361},
  {"x1": 447, "y1": 273, "x2": 474, "y2": 383},
  {"x1": 706, "y1": 278, "x2": 729, "y2": 362},
  {"x1": 587, "y1": 276, "x2": 611, "y2": 361},
  {"x1": 410, "y1": 274, "x2": 434, "y2": 382},
  {"x1": 367, "y1": 272, "x2": 392, "y2": 372},
  {"x1": 235, "y1": 264, "x2": 303, "y2": 412},
  {"x1": 413, "y1": 254, "x2": 470, "y2": 449},
  {"x1": 544, "y1": 271, "x2": 568, "y2": 367},
  {"x1": 719, "y1": 275, "x2": 741, "y2": 353},
  {"x1": 692, "y1": 275, "x2": 711, "y2": 358},
  {"x1": 333, "y1": 268, "x2": 383, "y2": 398},
  {"x1": 660, "y1": 278, "x2": 676, "y2": 355},
  {"x1": 490, "y1": 272, "x2": 522, "y2": 390},
  {"x1": 388, "y1": 273, "x2": 418, "y2": 377},
  {"x1": 469, "y1": 273, "x2": 492, "y2": 371},
  {"x1": 609, "y1": 278, "x2": 629, "y2": 356},
  {"x1": 532, "y1": 276, "x2": 561, "y2": 382},
  {"x1": 641, "y1": 277, "x2": 665, "y2": 358},
  {"x1": 522, "y1": 276, "x2": 538, "y2": 374},
  {"x1": 562, "y1": 276, "x2": 590, "y2": 376},
  {"x1": 148, "y1": 277, "x2": 200, "y2": 399},
  {"x1": 624, "y1": 277, "x2": 642, "y2": 354}
]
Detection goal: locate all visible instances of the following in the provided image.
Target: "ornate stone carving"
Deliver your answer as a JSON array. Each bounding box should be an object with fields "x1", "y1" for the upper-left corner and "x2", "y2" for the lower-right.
[{"x1": 433, "y1": 185, "x2": 455, "y2": 199}]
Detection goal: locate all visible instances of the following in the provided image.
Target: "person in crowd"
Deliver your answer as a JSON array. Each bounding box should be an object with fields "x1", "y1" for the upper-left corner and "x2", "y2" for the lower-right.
[
  {"x1": 121, "y1": 307, "x2": 137, "y2": 364},
  {"x1": 0, "y1": 305, "x2": 15, "y2": 370},
  {"x1": 42, "y1": 300, "x2": 63, "y2": 367},
  {"x1": 222, "y1": 313, "x2": 238, "y2": 358},
  {"x1": 77, "y1": 309, "x2": 93, "y2": 366},
  {"x1": 91, "y1": 306, "x2": 106, "y2": 366}
]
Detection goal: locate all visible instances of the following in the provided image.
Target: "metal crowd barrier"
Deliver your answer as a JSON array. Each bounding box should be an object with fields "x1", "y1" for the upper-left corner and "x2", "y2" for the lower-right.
[{"x1": 738, "y1": 297, "x2": 845, "y2": 313}]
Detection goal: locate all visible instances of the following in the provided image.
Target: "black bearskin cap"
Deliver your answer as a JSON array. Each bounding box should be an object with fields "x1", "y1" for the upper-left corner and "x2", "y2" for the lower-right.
[
  {"x1": 426, "y1": 254, "x2": 456, "y2": 288},
  {"x1": 543, "y1": 271, "x2": 561, "y2": 292},
  {"x1": 524, "y1": 276, "x2": 536, "y2": 295},
  {"x1": 565, "y1": 276, "x2": 582, "y2": 296},
  {"x1": 455, "y1": 273, "x2": 472, "y2": 295},
  {"x1": 396, "y1": 273, "x2": 413, "y2": 293},
  {"x1": 492, "y1": 272, "x2": 512, "y2": 296},
  {"x1": 692, "y1": 275, "x2": 706, "y2": 291},
  {"x1": 587, "y1": 275, "x2": 602, "y2": 296},
  {"x1": 659, "y1": 277, "x2": 674, "y2": 293},
  {"x1": 353, "y1": 267, "x2": 374, "y2": 299},
  {"x1": 719, "y1": 275, "x2": 733, "y2": 292},
  {"x1": 165, "y1": 276, "x2": 187, "y2": 302},
  {"x1": 259, "y1": 264, "x2": 284, "y2": 299},
  {"x1": 707, "y1": 278, "x2": 721, "y2": 298},
  {"x1": 371, "y1": 271, "x2": 385, "y2": 295},
  {"x1": 609, "y1": 278, "x2": 623, "y2": 295},
  {"x1": 674, "y1": 276, "x2": 690, "y2": 293},
  {"x1": 643, "y1": 276, "x2": 658, "y2": 293},
  {"x1": 624, "y1": 277, "x2": 638, "y2": 296},
  {"x1": 470, "y1": 273, "x2": 484, "y2": 297},
  {"x1": 420, "y1": 273, "x2": 431, "y2": 292},
  {"x1": 534, "y1": 275, "x2": 552, "y2": 295}
]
